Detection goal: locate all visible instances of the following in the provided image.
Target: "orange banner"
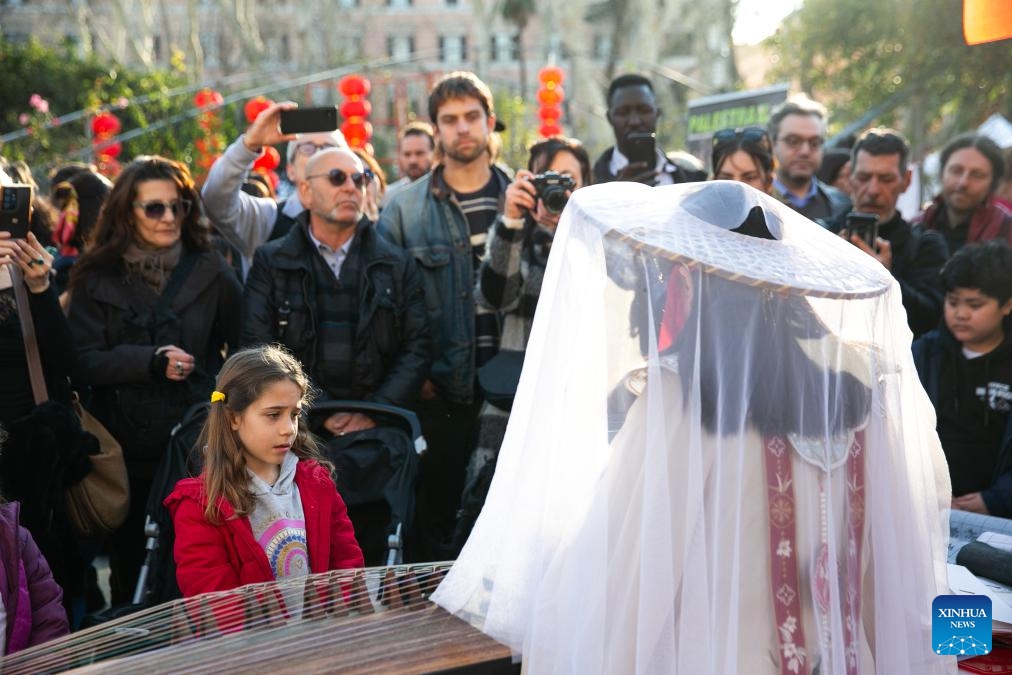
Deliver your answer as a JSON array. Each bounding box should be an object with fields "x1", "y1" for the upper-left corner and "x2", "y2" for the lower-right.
[{"x1": 964, "y1": 0, "x2": 1012, "y2": 45}]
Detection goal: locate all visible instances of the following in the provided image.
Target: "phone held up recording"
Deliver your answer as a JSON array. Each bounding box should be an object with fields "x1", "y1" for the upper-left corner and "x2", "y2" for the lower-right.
[
  {"x1": 279, "y1": 106, "x2": 339, "y2": 135},
  {"x1": 625, "y1": 132, "x2": 657, "y2": 167},
  {"x1": 0, "y1": 184, "x2": 32, "y2": 240},
  {"x1": 843, "y1": 211, "x2": 879, "y2": 249}
]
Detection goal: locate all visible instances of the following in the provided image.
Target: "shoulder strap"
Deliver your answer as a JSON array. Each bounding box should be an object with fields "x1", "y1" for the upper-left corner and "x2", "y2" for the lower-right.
[
  {"x1": 8, "y1": 263, "x2": 49, "y2": 404},
  {"x1": 155, "y1": 250, "x2": 200, "y2": 315}
]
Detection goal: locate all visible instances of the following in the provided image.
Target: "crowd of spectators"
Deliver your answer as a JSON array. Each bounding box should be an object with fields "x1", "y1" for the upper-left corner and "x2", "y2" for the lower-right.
[{"x1": 0, "y1": 68, "x2": 1010, "y2": 646}]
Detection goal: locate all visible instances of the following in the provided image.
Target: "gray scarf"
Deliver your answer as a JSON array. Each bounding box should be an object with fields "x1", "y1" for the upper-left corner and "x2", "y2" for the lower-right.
[{"x1": 123, "y1": 240, "x2": 182, "y2": 294}]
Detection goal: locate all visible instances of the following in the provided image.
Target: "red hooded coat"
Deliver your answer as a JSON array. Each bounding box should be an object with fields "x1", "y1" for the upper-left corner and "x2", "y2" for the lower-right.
[{"x1": 165, "y1": 459, "x2": 363, "y2": 597}]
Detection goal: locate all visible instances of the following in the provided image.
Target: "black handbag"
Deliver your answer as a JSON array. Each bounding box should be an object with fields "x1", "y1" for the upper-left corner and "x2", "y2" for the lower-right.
[{"x1": 477, "y1": 349, "x2": 525, "y2": 411}]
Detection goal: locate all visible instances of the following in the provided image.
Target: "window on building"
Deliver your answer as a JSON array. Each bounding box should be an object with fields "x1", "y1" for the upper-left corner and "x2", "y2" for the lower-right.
[
  {"x1": 491, "y1": 33, "x2": 519, "y2": 63},
  {"x1": 593, "y1": 34, "x2": 612, "y2": 61},
  {"x1": 387, "y1": 0, "x2": 412, "y2": 7},
  {"x1": 200, "y1": 32, "x2": 219, "y2": 69},
  {"x1": 387, "y1": 34, "x2": 415, "y2": 60},
  {"x1": 439, "y1": 35, "x2": 467, "y2": 64},
  {"x1": 152, "y1": 35, "x2": 162, "y2": 62}
]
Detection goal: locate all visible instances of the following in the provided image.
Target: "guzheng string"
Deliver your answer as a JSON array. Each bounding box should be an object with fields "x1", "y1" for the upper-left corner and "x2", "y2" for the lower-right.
[{"x1": 0, "y1": 562, "x2": 457, "y2": 675}]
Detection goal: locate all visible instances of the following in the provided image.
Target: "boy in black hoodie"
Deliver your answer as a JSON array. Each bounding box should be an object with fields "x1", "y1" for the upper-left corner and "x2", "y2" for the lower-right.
[{"x1": 913, "y1": 240, "x2": 1012, "y2": 516}]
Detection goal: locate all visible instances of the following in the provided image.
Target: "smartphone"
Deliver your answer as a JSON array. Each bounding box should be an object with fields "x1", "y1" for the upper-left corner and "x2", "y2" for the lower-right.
[
  {"x1": 625, "y1": 131, "x2": 657, "y2": 167},
  {"x1": 843, "y1": 211, "x2": 879, "y2": 249},
  {"x1": 0, "y1": 184, "x2": 32, "y2": 239},
  {"x1": 279, "y1": 106, "x2": 339, "y2": 135}
]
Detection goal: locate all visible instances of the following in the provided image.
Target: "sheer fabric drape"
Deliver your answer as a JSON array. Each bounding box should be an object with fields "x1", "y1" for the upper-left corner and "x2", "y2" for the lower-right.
[{"x1": 434, "y1": 182, "x2": 953, "y2": 675}]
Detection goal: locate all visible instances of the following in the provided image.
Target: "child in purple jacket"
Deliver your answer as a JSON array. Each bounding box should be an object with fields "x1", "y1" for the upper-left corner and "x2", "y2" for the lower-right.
[{"x1": 0, "y1": 498, "x2": 69, "y2": 654}]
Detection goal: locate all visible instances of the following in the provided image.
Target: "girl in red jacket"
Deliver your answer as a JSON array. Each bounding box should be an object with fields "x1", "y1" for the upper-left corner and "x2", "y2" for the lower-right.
[{"x1": 165, "y1": 345, "x2": 363, "y2": 598}]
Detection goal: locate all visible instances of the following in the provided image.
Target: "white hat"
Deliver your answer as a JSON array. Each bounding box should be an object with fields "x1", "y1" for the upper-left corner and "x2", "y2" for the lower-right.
[{"x1": 571, "y1": 180, "x2": 892, "y2": 299}]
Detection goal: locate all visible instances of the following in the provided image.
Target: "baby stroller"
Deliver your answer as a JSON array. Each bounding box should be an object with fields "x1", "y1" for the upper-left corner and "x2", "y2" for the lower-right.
[
  {"x1": 131, "y1": 399, "x2": 425, "y2": 607},
  {"x1": 308, "y1": 400, "x2": 426, "y2": 567}
]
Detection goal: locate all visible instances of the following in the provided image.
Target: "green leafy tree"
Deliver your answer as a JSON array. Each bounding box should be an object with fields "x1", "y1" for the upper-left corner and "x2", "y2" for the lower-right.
[
  {"x1": 0, "y1": 37, "x2": 241, "y2": 179},
  {"x1": 766, "y1": 0, "x2": 1010, "y2": 146}
]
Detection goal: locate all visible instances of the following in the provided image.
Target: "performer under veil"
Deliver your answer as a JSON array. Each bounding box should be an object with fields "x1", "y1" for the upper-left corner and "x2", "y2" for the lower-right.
[{"x1": 433, "y1": 181, "x2": 954, "y2": 674}]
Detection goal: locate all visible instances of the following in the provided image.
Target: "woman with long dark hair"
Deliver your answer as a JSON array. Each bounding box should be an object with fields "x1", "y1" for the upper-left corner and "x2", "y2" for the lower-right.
[
  {"x1": 67, "y1": 156, "x2": 242, "y2": 605},
  {"x1": 0, "y1": 166, "x2": 100, "y2": 624},
  {"x1": 710, "y1": 126, "x2": 775, "y2": 194}
]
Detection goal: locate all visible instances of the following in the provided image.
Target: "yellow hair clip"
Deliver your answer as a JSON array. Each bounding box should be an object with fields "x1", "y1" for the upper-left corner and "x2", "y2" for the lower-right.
[{"x1": 210, "y1": 391, "x2": 226, "y2": 403}]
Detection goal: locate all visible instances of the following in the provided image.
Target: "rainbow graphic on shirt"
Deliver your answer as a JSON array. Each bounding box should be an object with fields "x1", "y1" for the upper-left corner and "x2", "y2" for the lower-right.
[{"x1": 259, "y1": 518, "x2": 309, "y2": 579}]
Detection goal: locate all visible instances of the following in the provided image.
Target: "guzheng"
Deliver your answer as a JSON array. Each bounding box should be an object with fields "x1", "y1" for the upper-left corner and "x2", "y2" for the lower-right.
[{"x1": 0, "y1": 563, "x2": 518, "y2": 674}]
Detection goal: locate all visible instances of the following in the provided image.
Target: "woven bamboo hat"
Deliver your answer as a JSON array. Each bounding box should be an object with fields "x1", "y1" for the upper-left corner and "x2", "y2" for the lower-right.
[{"x1": 569, "y1": 180, "x2": 892, "y2": 300}]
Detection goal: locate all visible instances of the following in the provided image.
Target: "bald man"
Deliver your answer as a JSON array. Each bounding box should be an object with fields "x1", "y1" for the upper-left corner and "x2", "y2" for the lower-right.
[{"x1": 242, "y1": 147, "x2": 430, "y2": 429}]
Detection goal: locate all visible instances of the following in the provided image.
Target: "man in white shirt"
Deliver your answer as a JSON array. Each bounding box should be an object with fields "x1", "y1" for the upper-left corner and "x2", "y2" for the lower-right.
[{"x1": 592, "y1": 73, "x2": 704, "y2": 186}]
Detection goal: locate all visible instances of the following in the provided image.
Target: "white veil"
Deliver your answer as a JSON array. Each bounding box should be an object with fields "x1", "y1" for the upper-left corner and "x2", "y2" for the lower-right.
[{"x1": 433, "y1": 181, "x2": 954, "y2": 674}]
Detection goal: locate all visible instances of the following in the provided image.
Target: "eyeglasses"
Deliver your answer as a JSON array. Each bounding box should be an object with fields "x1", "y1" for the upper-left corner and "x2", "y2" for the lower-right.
[
  {"x1": 712, "y1": 126, "x2": 770, "y2": 149},
  {"x1": 305, "y1": 168, "x2": 374, "y2": 188},
  {"x1": 133, "y1": 199, "x2": 192, "y2": 220},
  {"x1": 295, "y1": 141, "x2": 338, "y2": 156},
  {"x1": 778, "y1": 135, "x2": 824, "y2": 150}
]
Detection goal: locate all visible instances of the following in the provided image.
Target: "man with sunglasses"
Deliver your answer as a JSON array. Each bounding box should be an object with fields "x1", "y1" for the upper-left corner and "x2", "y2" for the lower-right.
[
  {"x1": 202, "y1": 100, "x2": 348, "y2": 278},
  {"x1": 243, "y1": 147, "x2": 430, "y2": 562},
  {"x1": 768, "y1": 96, "x2": 851, "y2": 226},
  {"x1": 592, "y1": 73, "x2": 705, "y2": 186},
  {"x1": 243, "y1": 146, "x2": 429, "y2": 408}
]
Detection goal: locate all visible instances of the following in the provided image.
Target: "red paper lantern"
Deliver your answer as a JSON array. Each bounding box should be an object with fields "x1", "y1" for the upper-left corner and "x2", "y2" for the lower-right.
[
  {"x1": 193, "y1": 88, "x2": 223, "y2": 109},
  {"x1": 538, "y1": 122, "x2": 563, "y2": 138},
  {"x1": 252, "y1": 146, "x2": 281, "y2": 172},
  {"x1": 338, "y1": 74, "x2": 373, "y2": 149},
  {"x1": 97, "y1": 141, "x2": 122, "y2": 159},
  {"x1": 339, "y1": 99, "x2": 372, "y2": 120},
  {"x1": 244, "y1": 96, "x2": 273, "y2": 123},
  {"x1": 538, "y1": 66, "x2": 565, "y2": 87},
  {"x1": 536, "y1": 66, "x2": 567, "y2": 138},
  {"x1": 536, "y1": 86, "x2": 564, "y2": 107},
  {"x1": 338, "y1": 75, "x2": 371, "y2": 99},
  {"x1": 90, "y1": 112, "x2": 121, "y2": 137},
  {"x1": 537, "y1": 105, "x2": 563, "y2": 122},
  {"x1": 340, "y1": 120, "x2": 374, "y2": 149}
]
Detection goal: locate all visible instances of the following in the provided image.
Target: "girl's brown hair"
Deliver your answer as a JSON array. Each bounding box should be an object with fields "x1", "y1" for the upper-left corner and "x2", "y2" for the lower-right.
[
  {"x1": 199, "y1": 345, "x2": 327, "y2": 523},
  {"x1": 70, "y1": 155, "x2": 209, "y2": 288}
]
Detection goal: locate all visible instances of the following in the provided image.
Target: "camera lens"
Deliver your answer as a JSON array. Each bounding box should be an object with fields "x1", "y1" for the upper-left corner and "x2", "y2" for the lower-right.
[{"x1": 542, "y1": 186, "x2": 568, "y2": 214}]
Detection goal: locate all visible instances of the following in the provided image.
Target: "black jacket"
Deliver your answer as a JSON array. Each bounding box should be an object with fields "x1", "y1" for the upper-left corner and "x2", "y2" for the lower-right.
[
  {"x1": 592, "y1": 146, "x2": 705, "y2": 185},
  {"x1": 242, "y1": 215, "x2": 431, "y2": 408},
  {"x1": 831, "y1": 211, "x2": 948, "y2": 337},
  {"x1": 0, "y1": 285, "x2": 75, "y2": 426},
  {"x1": 68, "y1": 248, "x2": 242, "y2": 476},
  {"x1": 913, "y1": 325, "x2": 1012, "y2": 516}
]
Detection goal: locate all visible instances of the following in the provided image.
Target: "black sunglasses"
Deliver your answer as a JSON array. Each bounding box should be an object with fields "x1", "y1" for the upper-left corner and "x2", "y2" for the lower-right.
[
  {"x1": 305, "y1": 168, "x2": 374, "y2": 189},
  {"x1": 134, "y1": 199, "x2": 193, "y2": 220},
  {"x1": 712, "y1": 126, "x2": 770, "y2": 149}
]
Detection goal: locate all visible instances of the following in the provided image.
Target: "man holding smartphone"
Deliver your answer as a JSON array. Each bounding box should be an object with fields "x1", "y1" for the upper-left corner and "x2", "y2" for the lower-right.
[
  {"x1": 592, "y1": 73, "x2": 704, "y2": 186},
  {"x1": 202, "y1": 101, "x2": 348, "y2": 278},
  {"x1": 834, "y1": 128, "x2": 948, "y2": 337}
]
